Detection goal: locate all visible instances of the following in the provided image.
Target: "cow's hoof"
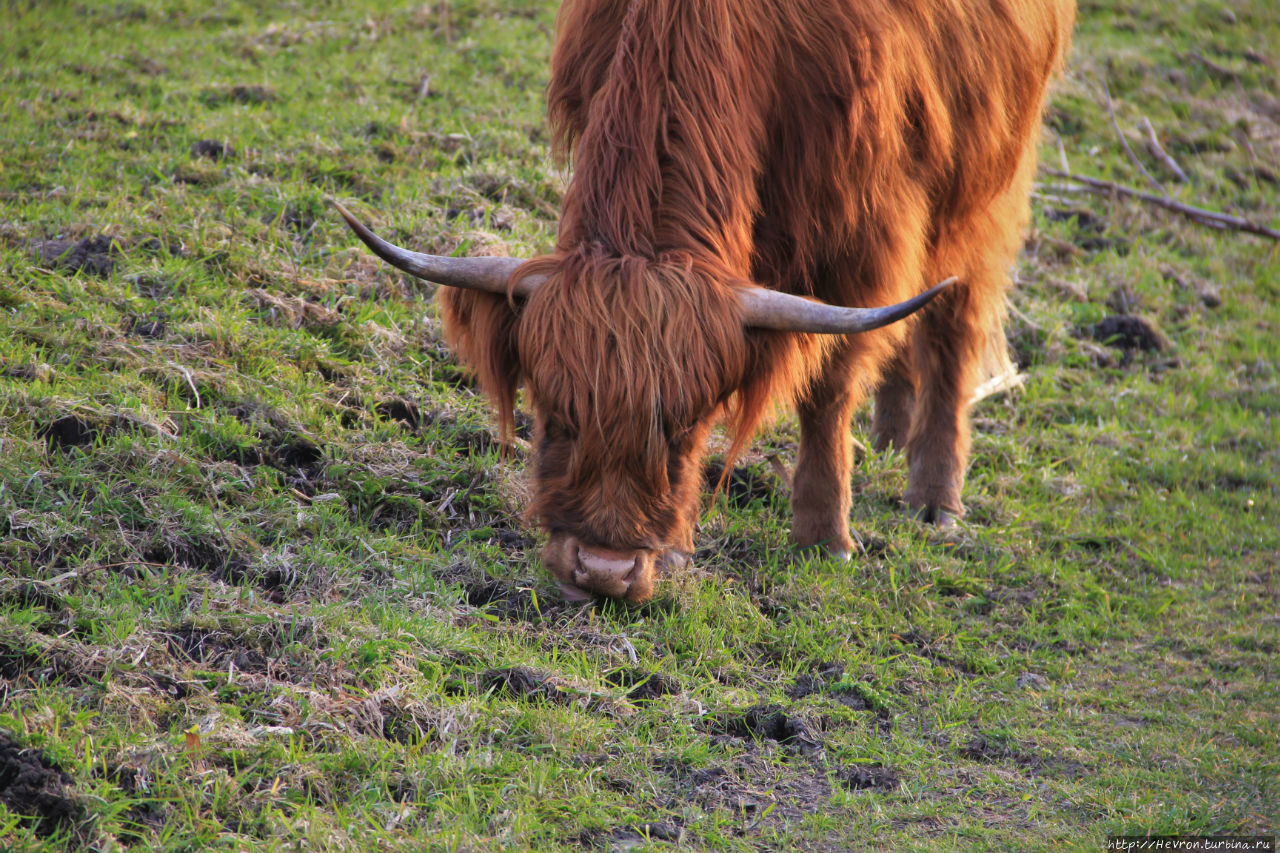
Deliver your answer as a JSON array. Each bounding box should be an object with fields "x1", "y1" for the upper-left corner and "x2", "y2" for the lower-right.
[
  {"x1": 907, "y1": 504, "x2": 959, "y2": 528},
  {"x1": 793, "y1": 538, "x2": 860, "y2": 562}
]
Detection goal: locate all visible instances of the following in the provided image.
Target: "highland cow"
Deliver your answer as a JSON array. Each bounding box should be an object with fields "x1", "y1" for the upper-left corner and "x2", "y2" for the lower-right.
[{"x1": 337, "y1": 0, "x2": 1075, "y2": 601}]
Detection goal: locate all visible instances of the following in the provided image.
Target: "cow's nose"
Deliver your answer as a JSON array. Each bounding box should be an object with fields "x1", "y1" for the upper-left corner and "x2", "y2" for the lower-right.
[
  {"x1": 548, "y1": 536, "x2": 656, "y2": 603},
  {"x1": 573, "y1": 545, "x2": 640, "y2": 597}
]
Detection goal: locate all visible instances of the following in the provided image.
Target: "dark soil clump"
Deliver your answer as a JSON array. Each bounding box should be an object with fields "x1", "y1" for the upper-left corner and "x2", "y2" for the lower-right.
[
  {"x1": 603, "y1": 668, "x2": 682, "y2": 703},
  {"x1": 0, "y1": 731, "x2": 84, "y2": 839},
  {"x1": 479, "y1": 666, "x2": 570, "y2": 704},
  {"x1": 961, "y1": 732, "x2": 1087, "y2": 779},
  {"x1": 465, "y1": 581, "x2": 546, "y2": 622},
  {"x1": 39, "y1": 415, "x2": 100, "y2": 450},
  {"x1": 708, "y1": 704, "x2": 822, "y2": 751},
  {"x1": 165, "y1": 625, "x2": 271, "y2": 674},
  {"x1": 30, "y1": 235, "x2": 121, "y2": 276},
  {"x1": 839, "y1": 763, "x2": 900, "y2": 793},
  {"x1": 124, "y1": 312, "x2": 167, "y2": 338},
  {"x1": 375, "y1": 398, "x2": 421, "y2": 430},
  {"x1": 191, "y1": 139, "x2": 235, "y2": 160},
  {"x1": 1087, "y1": 314, "x2": 1170, "y2": 352},
  {"x1": 1, "y1": 584, "x2": 66, "y2": 613},
  {"x1": 702, "y1": 461, "x2": 782, "y2": 508},
  {"x1": 787, "y1": 662, "x2": 845, "y2": 699}
]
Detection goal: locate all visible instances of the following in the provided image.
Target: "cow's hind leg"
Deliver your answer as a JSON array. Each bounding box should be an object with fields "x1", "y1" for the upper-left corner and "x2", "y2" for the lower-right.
[
  {"x1": 906, "y1": 146, "x2": 1035, "y2": 524},
  {"x1": 871, "y1": 350, "x2": 915, "y2": 452},
  {"x1": 902, "y1": 281, "x2": 998, "y2": 525}
]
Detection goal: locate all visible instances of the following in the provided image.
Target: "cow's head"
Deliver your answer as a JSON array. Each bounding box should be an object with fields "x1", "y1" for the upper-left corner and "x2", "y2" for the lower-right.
[{"x1": 335, "y1": 203, "x2": 950, "y2": 602}]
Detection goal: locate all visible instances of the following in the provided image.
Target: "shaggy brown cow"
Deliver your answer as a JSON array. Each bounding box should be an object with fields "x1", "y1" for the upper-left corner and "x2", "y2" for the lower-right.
[{"x1": 338, "y1": 0, "x2": 1075, "y2": 602}]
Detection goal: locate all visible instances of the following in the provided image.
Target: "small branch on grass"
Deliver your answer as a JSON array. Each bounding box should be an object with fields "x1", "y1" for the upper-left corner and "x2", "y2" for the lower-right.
[
  {"x1": 1139, "y1": 117, "x2": 1189, "y2": 183},
  {"x1": 1042, "y1": 169, "x2": 1280, "y2": 241},
  {"x1": 1188, "y1": 51, "x2": 1239, "y2": 80},
  {"x1": 1103, "y1": 80, "x2": 1170, "y2": 200},
  {"x1": 1055, "y1": 133, "x2": 1071, "y2": 174}
]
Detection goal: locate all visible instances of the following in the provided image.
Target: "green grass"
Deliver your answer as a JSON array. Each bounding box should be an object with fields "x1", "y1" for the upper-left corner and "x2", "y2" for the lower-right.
[{"x1": 1, "y1": 0, "x2": 1276, "y2": 850}]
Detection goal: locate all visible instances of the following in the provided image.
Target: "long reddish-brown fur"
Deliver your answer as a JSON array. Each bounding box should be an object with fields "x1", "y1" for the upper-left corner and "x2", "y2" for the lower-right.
[{"x1": 441, "y1": 0, "x2": 1074, "y2": 601}]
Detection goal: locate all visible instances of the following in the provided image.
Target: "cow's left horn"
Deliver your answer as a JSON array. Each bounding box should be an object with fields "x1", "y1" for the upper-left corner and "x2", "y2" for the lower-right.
[
  {"x1": 738, "y1": 276, "x2": 956, "y2": 334},
  {"x1": 333, "y1": 201, "x2": 542, "y2": 296}
]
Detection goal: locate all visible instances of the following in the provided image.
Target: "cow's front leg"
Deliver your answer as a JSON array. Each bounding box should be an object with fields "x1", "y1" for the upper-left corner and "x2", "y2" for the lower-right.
[{"x1": 790, "y1": 341, "x2": 875, "y2": 559}]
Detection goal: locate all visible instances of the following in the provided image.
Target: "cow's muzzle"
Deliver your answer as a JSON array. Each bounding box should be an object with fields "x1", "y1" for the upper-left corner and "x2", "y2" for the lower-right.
[{"x1": 544, "y1": 535, "x2": 689, "y2": 603}]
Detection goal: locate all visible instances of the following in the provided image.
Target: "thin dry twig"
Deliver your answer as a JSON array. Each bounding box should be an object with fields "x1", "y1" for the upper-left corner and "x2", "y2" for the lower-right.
[
  {"x1": 1043, "y1": 168, "x2": 1280, "y2": 241},
  {"x1": 1188, "y1": 51, "x2": 1239, "y2": 80},
  {"x1": 1139, "y1": 117, "x2": 1189, "y2": 183},
  {"x1": 1104, "y1": 80, "x2": 1169, "y2": 200}
]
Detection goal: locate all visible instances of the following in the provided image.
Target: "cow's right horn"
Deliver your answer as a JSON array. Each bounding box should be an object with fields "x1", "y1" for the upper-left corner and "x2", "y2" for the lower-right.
[
  {"x1": 333, "y1": 201, "x2": 542, "y2": 296},
  {"x1": 738, "y1": 276, "x2": 956, "y2": 334}
]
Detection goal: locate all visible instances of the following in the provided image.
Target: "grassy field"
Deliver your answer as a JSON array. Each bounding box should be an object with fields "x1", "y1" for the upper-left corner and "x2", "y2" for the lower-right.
[{"x1": 0, "y1": 0, "x2": 1276, "y2": 850}]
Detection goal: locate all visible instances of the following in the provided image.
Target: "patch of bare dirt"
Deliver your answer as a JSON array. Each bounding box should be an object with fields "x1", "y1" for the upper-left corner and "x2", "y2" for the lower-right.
[
  {"x1": 165, "y1": 625, "x2": 272, "y2": 674},
  {"x1": 464, "y1": 580, "x2": 554, "y2": 622},
  {"x1": 702, "y1": 460, "x2": 785, "y2": 508},
  {"x1": 0, "y1": 634, "x2": 99, "y2": 687},
  {"x1": 840, "y1": 763, "x2": 900, "y2": 792},
  {"x1": 1086, "y1": 313, "x2": 1172, "y2": 353},
  {"x1": 961, "y1": 732, "x2": 1087, "y2": 779},
  {"x1": 38, "y1": 415, "x2": 102, "y2": 450},
  {"x1": 707, "y1": 704, "x2": 823, "y2": 753},
  {"x1": 191, "y1": 139, "x2": 234, "y2": 160},
  {"x1": 29, "y1": 234, "x2": 121, "y2": 276},
  {"x1": 0, "y1": 731, "x2": 84, "y2": 839},
  {"x1": 201, "y1": 84, "x2": 277, "y2": 107},
  {"x1": 603, "y1": 668, "x2": 682, "y2": 703},
  {"x1": 478, "y1": 666, "x2": 572, "y2": 704}
]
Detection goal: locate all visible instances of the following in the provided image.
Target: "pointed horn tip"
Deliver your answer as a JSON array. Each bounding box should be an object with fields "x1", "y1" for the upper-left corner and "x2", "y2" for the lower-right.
[
  {"x1": 925, "y1": 275, "x2": 959, "y2": 297},
  {"x1": 331, "y1": 199, "x2": 370, "y2": 236}
]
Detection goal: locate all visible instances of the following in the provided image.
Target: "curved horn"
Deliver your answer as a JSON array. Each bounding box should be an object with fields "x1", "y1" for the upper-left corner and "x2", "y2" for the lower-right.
[
  {"x1": 738, "y1": 276, "x2": 957, "y2": 334},
  {"x1": 332, "y1": 201, "x2": 542, "y2": 296}
]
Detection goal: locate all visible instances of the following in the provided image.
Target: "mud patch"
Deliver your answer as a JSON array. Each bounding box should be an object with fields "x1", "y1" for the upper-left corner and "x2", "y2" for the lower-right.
[
  {"x1": 786, "y1": 662, "x2": 846, "y2": 700},
  {"x1": 449, "y1": 525, "x2": 535, "y2": 552},
  {"x1": 39, "y1": 415, "x2": 101, "y2": 450},
  {"x1": 0, "y1": 635, "x2": 94, "y2": 687},
  {"x1": 191, "y1": 139, "x2": 235, "y2": 160},
  {"x1": 272, "y1": 439, "x2": 324, "y2": 476},
  {"x1": 37, "y1": 412, "x2": 161, "y2": 453},
  {"x1": 355, "y1": 694, "x2": 438, "y2": 745},
  {"x1": 655, "y1": 753, "x2": 834, "y2": 827},
  {"x1": 839, "y1": 763, "x2": 900, "y2": 793},
  {"x1": 123, "y1": 311, "x2": 167, "y2": 339},
  {"x1": 30, "y1": 234, "x2": 121, "y2": 276},
  {"x1": 465, "y1": 580, "x2": 550, "y2": 622},
  {"x1": 0, "y1": 731, "x2": 84, "y2": 839},
  {"x1": 603, "y1": 668, "x2": 682, "y2": 703},
  {"x1": 787, "y1": 663, "x2": 892, "y2": 730},
  {"x1": 375, "y1": 398, "x2": 421, "y2": 431},
  {"x1": 478, "y1": 666, "x2": 571, "y2": 704},
  {"x1": 142, "y1": 538, "x2": 289, "y2": 600},
  {"x1": 707, "y1": 704, "x2": 822, "y2": 752},
  {"x1": 579, "y1": 823, "x2": 684, "y2": 849},
  {"x1": 961, "y1": 732, "x2": 1087, "y2": 779},
  {"x1": 1085, "y1": 314, "x2": 1171, "y2": 353},
  {"x1": 900, "y1": 629, "x2": 987, "y2": 676},
  {"x1": 165, "y1": 624, "x2": 272, "y2": 674},
  {"x1": 702, "y1": 460, "x2": 784, "y2": 508},
  {"x1": 0, "y1": 583, "x2": 66, "y2": 614},
  {"x1": 201, "y1": 84, "x2": 277, "y2": 106}
]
